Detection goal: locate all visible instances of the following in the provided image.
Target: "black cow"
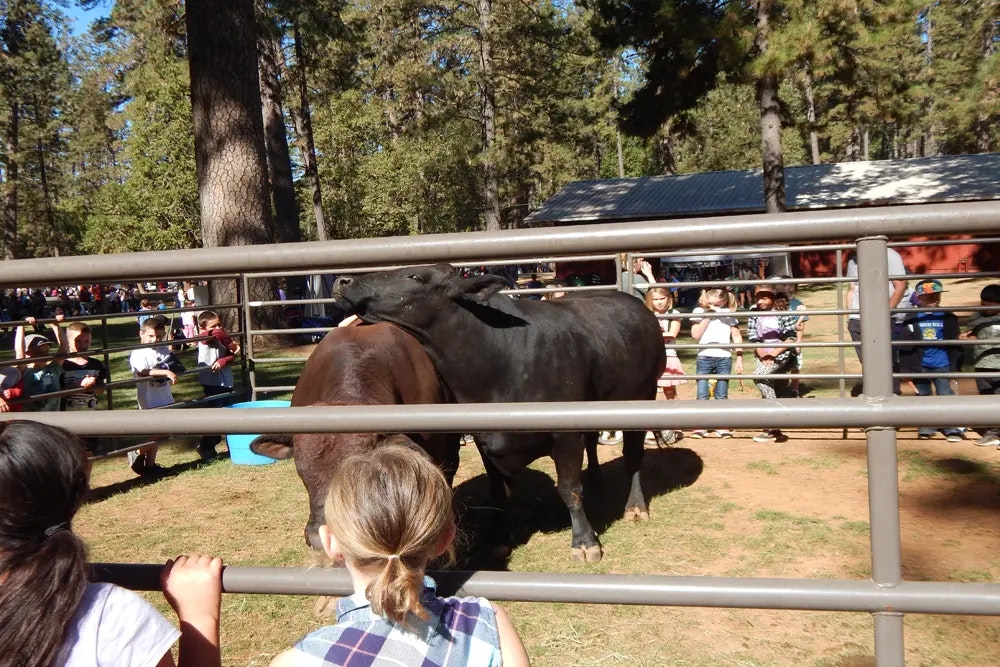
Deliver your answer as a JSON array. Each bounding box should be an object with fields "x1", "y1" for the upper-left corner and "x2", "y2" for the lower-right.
[
  {"x1": 249, "y1": 322, "x2": 460, "y2": 550},
  {"x1": 333, "y1": 263, "x2": 665, "y2": 562}
]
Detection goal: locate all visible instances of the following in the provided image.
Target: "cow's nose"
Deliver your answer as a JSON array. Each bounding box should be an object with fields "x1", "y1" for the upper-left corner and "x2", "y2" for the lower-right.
[{"x1": 334, "y1": 276, "x2": 352, "y2": 289}]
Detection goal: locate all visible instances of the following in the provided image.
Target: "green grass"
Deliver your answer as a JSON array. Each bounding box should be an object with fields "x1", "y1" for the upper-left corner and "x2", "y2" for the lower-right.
[
  {"x1": 747, "y1": 460, "x2": 781, "y2": 475},
  {"x1": 796, "y1": 453, "x2": 847, "y2": 470},
  {"x1": 73, "y1": 433, "x2": 1000, "y2": 666}
]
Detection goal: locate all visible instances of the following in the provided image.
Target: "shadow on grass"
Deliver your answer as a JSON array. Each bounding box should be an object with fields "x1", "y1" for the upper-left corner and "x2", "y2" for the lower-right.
[
  {"x1": 86, "y1": 452, "x2": 230, "y2": 504},
  {"x1": 454, "y1": 445, "x2": 704, "y2": 569}
]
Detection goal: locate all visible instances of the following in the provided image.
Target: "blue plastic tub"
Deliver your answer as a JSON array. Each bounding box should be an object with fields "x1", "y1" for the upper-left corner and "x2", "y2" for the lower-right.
[{"x1": 225, "y1": 400, "x2": 291, "y2": 465}]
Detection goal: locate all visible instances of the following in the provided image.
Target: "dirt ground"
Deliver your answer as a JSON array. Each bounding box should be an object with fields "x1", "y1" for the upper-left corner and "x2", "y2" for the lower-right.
[{"x1": 614, "y1": 423, "x2": 1000, "y2": 666}]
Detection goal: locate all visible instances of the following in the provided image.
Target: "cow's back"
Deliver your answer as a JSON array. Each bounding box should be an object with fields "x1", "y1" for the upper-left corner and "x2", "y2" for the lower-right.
[
  {"x1": 455, "y1": 291, "x2": 663, "y2": 403},
  {"x1": 553, "y1": 291, "x2": 664, "y2": 401},
  {"x1": 291, "y1": 322, "x2": 444, "y2": 408}
]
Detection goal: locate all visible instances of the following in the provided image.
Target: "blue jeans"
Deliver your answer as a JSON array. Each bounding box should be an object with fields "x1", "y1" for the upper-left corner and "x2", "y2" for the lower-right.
[
  {"x1": 913, "y1": 368, "x2": 959, "y2": 436},
  {"x1": 696, "y1": 356, "x2": 731, "y2": 400}
]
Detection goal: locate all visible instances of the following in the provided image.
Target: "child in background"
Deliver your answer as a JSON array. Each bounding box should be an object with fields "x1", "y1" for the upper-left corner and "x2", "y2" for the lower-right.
[
  {"x1": 774, "y1": 280, "x2": 810, "y2": 396},
  {"x1": 960, "y1": 283, "x2": 1000, "y2": 447},
  {"x1": 128, "y1": 317, "x2": 177, "y2": 476},
  {"x1": 15, "y1": 313, "x2": 67, "y2": 412},
  {"x1": 689, "y1": 288, "x2": 743, "y2": 439},
  {"x1": 195, "y1": 310, "x2": 240, "y2": 460},
  {"x1": 180, "y1": 281, "x2": 198, "y2": 341},
  {"x1": 61, "y1": 322, "x2": 110, "y2": 455},
  {"x1": 137, "y1": 298, "x2": 155, "y2": 329},
  {"x1": 645, "y1": 287, "x2": 685, "y2": 445},
  {"x1": 898, "y1": 279, "x2": 964, "y2": 442},
  {"x1": 0, "y1": 367, "x2": 23, "y2": 412},
  {"x1": 61, "y1": 323, "x2": 108, "y2": 412},
  {"x1": 0, "y1": 420, "x2": 223, "y2": 667},
  {"x1": 269, "y1": 444, "x2": 530, "y2": 667},
  {"x1": 747, "y1": 287, "x2": 799, "y2": 443}
]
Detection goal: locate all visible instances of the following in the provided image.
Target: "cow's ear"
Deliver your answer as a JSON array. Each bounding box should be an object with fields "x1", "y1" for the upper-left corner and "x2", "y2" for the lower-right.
[{"x1": 455, "y1": 274, "x2": 508, "y2": 303}]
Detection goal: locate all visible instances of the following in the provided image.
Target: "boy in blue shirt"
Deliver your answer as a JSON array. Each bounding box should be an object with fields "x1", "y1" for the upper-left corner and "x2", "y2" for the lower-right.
[{"x1": 898, "y1": 279, "x2": 964, "y2": 441}]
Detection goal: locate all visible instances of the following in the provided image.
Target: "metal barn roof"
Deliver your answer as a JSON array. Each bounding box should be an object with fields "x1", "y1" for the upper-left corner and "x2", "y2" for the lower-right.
[{"x1": 524, "y1": 154, "x2": 1000, "y2": 225}]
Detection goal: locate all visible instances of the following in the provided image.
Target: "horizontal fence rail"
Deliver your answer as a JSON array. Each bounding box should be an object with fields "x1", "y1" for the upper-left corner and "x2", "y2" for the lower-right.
[
  {"x1": 2, "y1": 201, "x2": 999, "y2": 284},
  {"x1": 9, "y1": 396, "x2": 999, "y2": 434},
  {"x1": 93, "y1": 564, "x2": 1000, "y2": 616}
]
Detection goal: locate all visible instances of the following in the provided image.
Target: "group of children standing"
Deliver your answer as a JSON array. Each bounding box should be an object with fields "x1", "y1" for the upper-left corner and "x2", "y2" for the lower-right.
[
  {"x1": 641, "y1": 280, "x2": 998, "y2": 446},
  {"x1": 127, "y1": 309, "x2": 240, "y2": 473},
  {"x1": 1, "y1": 307, "x2": 240, "y2": 476},
  {"x1": 642, "y1": 282, "x2": 805, "y2": 443}
]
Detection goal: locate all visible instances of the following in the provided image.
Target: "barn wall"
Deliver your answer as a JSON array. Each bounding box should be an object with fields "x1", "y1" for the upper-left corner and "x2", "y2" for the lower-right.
[{"x1": 793, "y1": 239, "x2": 1000, "y2": 277}]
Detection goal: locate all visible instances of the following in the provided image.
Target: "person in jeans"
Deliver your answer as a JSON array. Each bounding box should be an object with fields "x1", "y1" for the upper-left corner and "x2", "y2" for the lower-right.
[
  {"x1": 844, "y1": 247, "x2": 911, "y2": 395},
  {"x1": 898, "y1": 279, "x2": 964, "y2": 441},
  {"x1": 689, "y1": 287, "x2": 743, "y2": 438}
]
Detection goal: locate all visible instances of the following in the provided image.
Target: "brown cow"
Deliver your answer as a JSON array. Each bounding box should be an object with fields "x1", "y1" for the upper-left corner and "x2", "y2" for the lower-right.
[{"x1": 249, "y1": 322, "x2": 460, "y2": 550}]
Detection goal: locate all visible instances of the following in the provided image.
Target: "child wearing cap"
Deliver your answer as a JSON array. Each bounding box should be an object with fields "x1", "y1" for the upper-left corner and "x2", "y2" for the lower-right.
[
  {"x1": 960, "y1": 284, "x2": 1000, "y2": 447},
  {"x1": 746, "y1": 286, "x2": 799, "y2": 443},
  {"x1": 14, "y1": 313, "x2": 68, "y2": 412},
  {"x1": 898, "y1": 279, "x2": 964, "y2": 441}
]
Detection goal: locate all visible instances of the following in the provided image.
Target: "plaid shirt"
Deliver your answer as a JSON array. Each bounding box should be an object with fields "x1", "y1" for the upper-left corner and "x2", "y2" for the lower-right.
[
  {"x1": 746, "y1": 307, "x2": 799, "y2": 363},
  {"x1": 294, "y1": 577, "x2": 503, "y2": 666}
]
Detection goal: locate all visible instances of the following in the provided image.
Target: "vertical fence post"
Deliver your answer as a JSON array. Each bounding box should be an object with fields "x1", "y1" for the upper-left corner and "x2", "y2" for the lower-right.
[
  {"x1": 856, "y1": 236, "x2": 905, "y2": 667},
  {"x1": 239, "y1": 273, "x2": 255, "y2": 401},
  {"x1": 836, "y1": 247, "x2": 846, "y2": 400}
]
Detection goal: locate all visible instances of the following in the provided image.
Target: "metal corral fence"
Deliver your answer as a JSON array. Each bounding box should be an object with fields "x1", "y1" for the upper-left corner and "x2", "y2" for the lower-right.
[{"x1": 3, "y1": 201, "x2": 1000, "y2": 667}]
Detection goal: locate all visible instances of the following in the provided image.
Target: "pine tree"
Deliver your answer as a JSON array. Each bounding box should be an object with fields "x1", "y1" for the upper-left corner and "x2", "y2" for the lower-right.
[{"x1": 0, "y1": 0, "x2": 72, "y2": 258}]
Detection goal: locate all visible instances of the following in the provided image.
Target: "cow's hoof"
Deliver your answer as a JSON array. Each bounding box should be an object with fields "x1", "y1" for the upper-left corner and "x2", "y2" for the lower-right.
[
  {"x1": 313, "y1": 595, "x2": 338, "y2": 617},
  {"x1": 623, "y1": 506, "x2": 650, "y2": 522},
  {"x1": 571, "y1": 545, "x2": 603, "y2": 563}
]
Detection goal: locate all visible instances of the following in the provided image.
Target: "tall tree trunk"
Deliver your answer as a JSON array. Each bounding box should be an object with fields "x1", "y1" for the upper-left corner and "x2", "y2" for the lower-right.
[
  {"x1": 289, "y1": 25, "x2": 328, "y2": 241},
  {"x1": 2, "y1": 101, "x2": 18, "y2": 260},
  {"x1": 36, "y1": 136, "x2": 60, "y2": 257},
  {"x1": 921, "y1": 5, "x2": 937, "y2": 157},
  {"x1": 975, "y1": 14, "x2": 994, "y2": 152},
  {"x1": 755, "y1": 0, "x2": 785, "y2": 213},
  {"x1": 186, "y1": 0, "x2": 276, "y2": 335},
  {"x1": 658, "y1": 120, "x2": 677, "y2": 175},
  {"x1": 801, "y1": 62, "x2": 820, "y2": 164},
  {"x1": 477, "y1": 0, "x2": 501, "y2": 231},
  {"x1": 257, "y1": 23, "x2": 301, "y2": 245},
  {"x1": 616, "y1": 129, "x2": 625, "y2": 177},
  {"x1": 847, "y1": 124, "x2": 860, "y2": 161}
]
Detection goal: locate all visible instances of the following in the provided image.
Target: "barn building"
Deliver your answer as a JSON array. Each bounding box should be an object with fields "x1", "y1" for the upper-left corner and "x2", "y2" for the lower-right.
[{"x1": 525, "y1": 154, "x2": 1000, "y2": 278}]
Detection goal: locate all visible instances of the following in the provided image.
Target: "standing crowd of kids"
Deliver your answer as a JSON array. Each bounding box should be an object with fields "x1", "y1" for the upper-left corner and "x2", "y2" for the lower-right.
[
  {"x1": 1, "y1": 296, "x2": 241, "y2": 477},
  {"x1": 606, "y1": 268, "x2": 1000, "y2": 448}
]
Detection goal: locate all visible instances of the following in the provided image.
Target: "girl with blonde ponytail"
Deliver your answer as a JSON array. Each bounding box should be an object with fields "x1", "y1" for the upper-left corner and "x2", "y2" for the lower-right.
[{"x1": 271, "y1": 444, "x2": 530, "y2": 667}]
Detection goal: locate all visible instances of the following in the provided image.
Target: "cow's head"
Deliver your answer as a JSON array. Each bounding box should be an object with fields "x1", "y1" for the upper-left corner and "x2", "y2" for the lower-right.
[{"x1": 333, "y1": 264, "x2": 508, "y2": 329}]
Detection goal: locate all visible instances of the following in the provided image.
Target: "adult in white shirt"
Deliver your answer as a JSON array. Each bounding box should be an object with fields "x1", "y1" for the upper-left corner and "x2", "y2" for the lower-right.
[{"x1": 845, "y1": 247, "x2": 910, "y2": 394}]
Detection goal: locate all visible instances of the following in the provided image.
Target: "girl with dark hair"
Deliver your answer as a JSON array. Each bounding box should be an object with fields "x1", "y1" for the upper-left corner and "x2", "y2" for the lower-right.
[
  {"x1": 0, "y1": 420, "x2": 224, "y2": 667},
  {"x1": 270, "y1": 444, "x2": 531, "y2": 667}
]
